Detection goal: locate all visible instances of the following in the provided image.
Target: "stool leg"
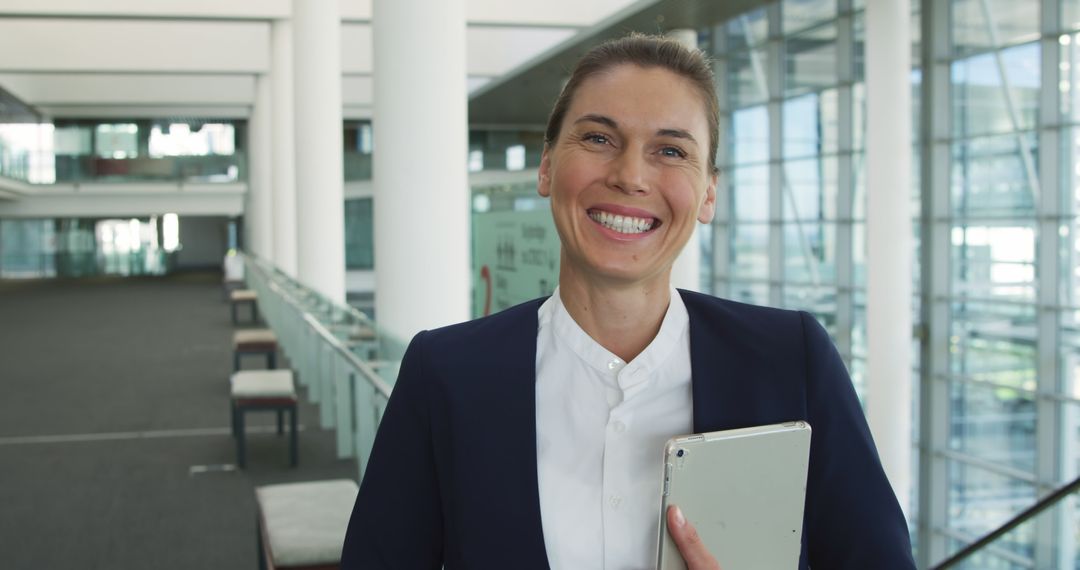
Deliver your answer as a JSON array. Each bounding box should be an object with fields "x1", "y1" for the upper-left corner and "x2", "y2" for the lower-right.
[
  {"x1": 256, "y1": 515, "x2": 268, "y2": 570},
  {"x1": 250, "y1": 301, "x2": 258, "y2": 324},
  {"x1": 230, "y1": 401, "x2": 237, "y2": 438},
  {"x1": 289, "y1": 405, "x2": 298, "y2": 467},
  {"x1": 234, "y1": 351, "x2": 241, "y2": 372},
  {"x1": 268, "y1": 351, "x2": 276, "y2": 370},
  {"x1": 231, "y1": 302, "x2": 238, "y2": 325},
  {"x1": 276, "y1": 409, "x2": 283, "y2": 435},
  {"x1": 236, "y1": 408, "x2": 247, "y2": 469}
]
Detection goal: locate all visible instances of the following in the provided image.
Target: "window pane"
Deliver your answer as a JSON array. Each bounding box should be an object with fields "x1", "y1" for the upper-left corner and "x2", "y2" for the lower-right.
[
  {"x1": 730, "y1": 105, "x2": 770, "y2": 165},
  {"x1": 949, "y1": 380, "x2": 1036, "y2": 472},
  {"x1": 783, "y1": 222, "x2": 837, "y2": 283},
  {"x1": 732, "y1": 165, "x2": 770, "y2": 221},
  {"x1": 950, "y1": 300, "x2": 1037, "y2": 391},
  {"x1": 345, "y1": 198, "x2": 374, "y2": 270},
  {"x1": 783, "y1": 89, "x2": 840, "y2": 159},
  {"x1": 727, "y1": 49, "x2": 771, "y2": 109},
  {"x1": 781, "y1": 285, "x2": 837, "y2": 331},
  {"x1": 785, "y1": 23, "x2": 838, "y2": 96},
  {"x1": 782, "y1": 0, "x2": 836, "y2": 34},
  {"x1": 729, "y1": 280, "x2": 770, "y2": 305},
  {"x1": 784, "y1": 157, "x2": 838, "y2": 221},
  {"x1": 951, "y1": 133, "x2": 1039, "y2": 217},
  {"x1": 952, "y1": 43, "x2": 1041, "y2": 138},
  {"x1": 731, "y1": 224, "x2": 770, "y2": 279},
  {"x1": 947, "y1": 460, "x2": 1036, "y2": 560},
  {"x1": 952, "y1": 0, "x2": 1040, "y2": 56},
  {"x1": 952, "y1": 224, "x2": 1037, "y2": 302},
  {"x1": 723, "y1": 7, "x2": 769, "y2": 50}
]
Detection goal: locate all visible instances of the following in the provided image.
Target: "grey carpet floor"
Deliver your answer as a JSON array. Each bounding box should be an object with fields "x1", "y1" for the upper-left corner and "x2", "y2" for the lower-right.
[{"x1": 0, "y1": 272, "x2": 358, "y2": 569}]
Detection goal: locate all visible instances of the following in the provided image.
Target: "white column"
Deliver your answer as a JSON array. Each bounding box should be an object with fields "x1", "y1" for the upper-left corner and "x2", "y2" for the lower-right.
[
  {"x1": 247, "y1": 73, "x2": 274, "y2": 261},
  {"x1": 293, "y1": 0, "x2": 346, "y2": 303},
  {"x1": 668, "y1": 28, "x2": 702, "y2": 292},
  {"x1": 271, "y1": 19, "x2": 299, "y2": 277},
  {"x1": 866, "y1": 0, "x2": 913, "y2": 515},
  {"x1": 373, "y1": 0, "x2": 469, "y2": 341}
]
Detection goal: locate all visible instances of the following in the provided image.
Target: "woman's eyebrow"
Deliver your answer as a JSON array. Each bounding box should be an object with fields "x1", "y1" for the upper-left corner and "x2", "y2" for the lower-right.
[
  {"x1": 573, "y1": 114, "x2": 618, "y2": 129},
  {"x1": 657, "y1": 128, "x2": 698, "y2": 146}
]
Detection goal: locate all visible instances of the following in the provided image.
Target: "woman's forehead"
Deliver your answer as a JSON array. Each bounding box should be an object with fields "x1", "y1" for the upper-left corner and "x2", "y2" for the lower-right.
[{"x1": 564, "y1": 65, "x2": 710, "y2": 140}]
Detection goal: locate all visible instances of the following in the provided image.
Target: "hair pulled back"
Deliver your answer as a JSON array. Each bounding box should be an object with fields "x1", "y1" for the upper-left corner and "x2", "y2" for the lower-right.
[{"x1": 544, "y1": 33, "x2": 720, "y2": 172}]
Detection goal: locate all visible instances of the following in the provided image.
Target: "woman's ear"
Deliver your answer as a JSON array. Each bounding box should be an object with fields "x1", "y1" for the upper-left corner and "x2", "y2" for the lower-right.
[
  {"x1": 697, "y1": 169, "x2": 718, "y2": 224},
  {"x1": 538, "y1": 144, "x2": 552, "y2": 197}
]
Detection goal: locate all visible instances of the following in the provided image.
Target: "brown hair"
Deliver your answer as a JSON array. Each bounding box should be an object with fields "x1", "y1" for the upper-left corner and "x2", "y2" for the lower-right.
[{"x1": 544, "y1": 33, "x2": 720, "y2": 172}]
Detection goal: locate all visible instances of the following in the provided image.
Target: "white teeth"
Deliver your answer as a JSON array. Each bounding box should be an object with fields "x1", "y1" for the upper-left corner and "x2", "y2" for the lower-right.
[{"x1": 588, "y1": 211, "x2": 655, "y2": 234}]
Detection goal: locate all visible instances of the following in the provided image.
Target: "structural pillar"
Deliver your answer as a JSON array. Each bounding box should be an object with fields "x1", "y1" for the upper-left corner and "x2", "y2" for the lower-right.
[
  {"x1": 293, "y1": 0, "x2": 346, "y2": 303},
  {"x1": 247, "y1": 73, "x2": 274, "y2": 261},
  {"x1": 865, "y1": 0, "x2": 913, "y2": 514},
  {"x1": 373, "y1": 0, "x2": 469, "y2": 341},
  {"x1": 272, "y1": 19, "x2": 299, "y2": 277},
  {"x1": 668, "y1": 28, "x2": 702, "y2": 292}
]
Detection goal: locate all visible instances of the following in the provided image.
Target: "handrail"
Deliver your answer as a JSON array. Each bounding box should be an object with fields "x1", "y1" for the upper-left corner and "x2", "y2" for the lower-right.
[
  {"x1": 302, "y1": 312, "x2": 393, "y2": 398},
  {"x1": 932, "y1": 474, "x2": 1080, "y2": 569}
]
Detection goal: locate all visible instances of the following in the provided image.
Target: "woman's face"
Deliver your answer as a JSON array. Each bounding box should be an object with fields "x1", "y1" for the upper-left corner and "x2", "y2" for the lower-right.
[{"x1": 539, "y1": 64, "x2": 717, "y2": 288}]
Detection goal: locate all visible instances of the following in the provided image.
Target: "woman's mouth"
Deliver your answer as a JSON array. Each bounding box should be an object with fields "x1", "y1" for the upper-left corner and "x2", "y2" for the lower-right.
[{"x1": 587, "y1": 209, "x2": 660, "y2": 235}]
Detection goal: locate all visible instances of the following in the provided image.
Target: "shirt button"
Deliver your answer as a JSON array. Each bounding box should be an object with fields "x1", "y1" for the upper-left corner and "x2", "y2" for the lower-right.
[
  {"x1": 609, "y1": 495, "x2": 623, "y2": 509},
  {"x1": 612, "y1": 421, "x2": 626, "y2": 434},
  {"x1": 607, "y1": 359, "x2": 622, "y2": 370}
]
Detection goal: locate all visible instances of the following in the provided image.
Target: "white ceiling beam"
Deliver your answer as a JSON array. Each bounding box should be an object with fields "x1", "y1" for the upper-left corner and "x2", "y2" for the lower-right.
[
  {"x1": 0, "y1": 19, "x2": 270, "y2": 73},
  {"x1": 37, "y1": 105, "x2": 251, "y2": 119},
  {"x1": 0, "y1": 0, "x2": 290, "y2": 19},
  {"x1": 0, "y1": 74, "x2": 255, "y2": 106}
]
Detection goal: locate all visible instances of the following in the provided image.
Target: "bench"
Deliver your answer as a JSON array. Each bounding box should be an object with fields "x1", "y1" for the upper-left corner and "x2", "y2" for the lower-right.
[
  {"x1": 255, "y1": 479, "x2": 358, "y2": 570},
  {"x1": 230, "y1": 289, "x2": 259, "y2": 324},
  {"x1": 233, "y1": 329, "x2": 278, "y2": 371},
  {"x1": 230, "y1": 369, "x2": 298, "y2": 468}
]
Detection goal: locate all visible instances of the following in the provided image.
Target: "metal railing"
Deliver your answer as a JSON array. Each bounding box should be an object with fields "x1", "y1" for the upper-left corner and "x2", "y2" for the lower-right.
[
  {"x1": 243, "y1": 253, "x2": 406, "y2": 479},
  {"x1": 932, "y1": 474, "x2": 1080, "y2": 569}
]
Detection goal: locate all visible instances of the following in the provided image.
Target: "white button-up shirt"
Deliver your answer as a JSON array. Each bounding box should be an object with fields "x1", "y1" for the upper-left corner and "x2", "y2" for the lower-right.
[{"x1": 535, "y1": 287, "x2": 694, "y2": 570}]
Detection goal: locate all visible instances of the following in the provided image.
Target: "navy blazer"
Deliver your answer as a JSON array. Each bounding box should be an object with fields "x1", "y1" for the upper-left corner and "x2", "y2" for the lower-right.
[{"x1": 341, "y1": 290, "x2": 915, "y2": 569}]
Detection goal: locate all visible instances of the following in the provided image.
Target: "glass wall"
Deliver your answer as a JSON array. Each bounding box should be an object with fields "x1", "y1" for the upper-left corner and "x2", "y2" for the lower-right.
[{"x1": 707, "y1": 0, "x2": 1080, "y2": 566}]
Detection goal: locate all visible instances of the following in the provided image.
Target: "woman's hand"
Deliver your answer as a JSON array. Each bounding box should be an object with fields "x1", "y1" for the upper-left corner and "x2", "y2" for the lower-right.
[{"x1": 667, "y1": 505, "x2": 722, "y2": 570}]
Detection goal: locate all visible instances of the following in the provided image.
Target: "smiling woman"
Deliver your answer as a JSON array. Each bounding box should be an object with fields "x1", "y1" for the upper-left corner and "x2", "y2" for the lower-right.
[{"x1": 341, "y1": 34, "x2": 915, "y2": 570}]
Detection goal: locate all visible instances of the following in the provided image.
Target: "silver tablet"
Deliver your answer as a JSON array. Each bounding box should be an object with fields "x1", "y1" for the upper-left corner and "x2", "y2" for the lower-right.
[{"x1": 656, "y1": 421, "x2": 812, "y2": 570}]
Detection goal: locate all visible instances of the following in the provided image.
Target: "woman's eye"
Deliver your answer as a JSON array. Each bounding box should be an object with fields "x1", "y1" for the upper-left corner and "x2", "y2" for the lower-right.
[
  {"x1": 660, "y1": 146, "x2": 687, "y2": 159},
  {"x1": 584, "y1": 133, "x2": 610, "y2": 145}
]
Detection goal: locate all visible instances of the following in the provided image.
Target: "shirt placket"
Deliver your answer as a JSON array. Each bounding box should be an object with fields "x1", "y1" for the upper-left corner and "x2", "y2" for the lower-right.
[{"x1": 601, "y1": 358, "x2": 638, "y2": 569}]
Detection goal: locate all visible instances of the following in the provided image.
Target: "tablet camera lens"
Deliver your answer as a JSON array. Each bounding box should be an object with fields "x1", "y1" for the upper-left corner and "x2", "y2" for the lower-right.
[{"x1": 676, "y1": 449, "x2": 685, "y2": 458}]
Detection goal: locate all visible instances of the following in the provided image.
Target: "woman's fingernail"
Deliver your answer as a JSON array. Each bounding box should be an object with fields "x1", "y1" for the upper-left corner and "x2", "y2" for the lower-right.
[{"x1": 673, "y1": 506, "x2": 686, "y2": 527}]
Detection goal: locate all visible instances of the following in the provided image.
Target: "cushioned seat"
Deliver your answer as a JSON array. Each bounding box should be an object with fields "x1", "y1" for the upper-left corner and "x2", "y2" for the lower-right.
[
  {"x1": 255, "y1": 479, "x2": 359, "y2": 569},
  {"x1": 230, "y1": 370, "x2": 298, "y2": 469},
  {"x1": 233, "y1": 329, "x2": 278, "y2": 371},
  {"x1": 230, "y1": 289, "x2": 259, "y2": 324}
]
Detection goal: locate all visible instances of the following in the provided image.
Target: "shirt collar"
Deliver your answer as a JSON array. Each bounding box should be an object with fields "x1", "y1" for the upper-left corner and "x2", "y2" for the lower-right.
[{"x1": 540, "y1": 287, "x2": 690, "y2": 387}]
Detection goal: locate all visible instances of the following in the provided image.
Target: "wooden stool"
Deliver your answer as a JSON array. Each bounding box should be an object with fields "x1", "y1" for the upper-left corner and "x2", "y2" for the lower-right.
[
  {"x1": 255, "y1": 479, "x2": 358, "y2": 570},
  {"x1": 230, "y1": 289, "x2": 258, "y2": 324},
  {"x1": 231, "y1": 370, "x2": 298, "y2": 469},
  {"x1": 223, "y1": 278, "x2": 245, "y2": 301},
  {"x1": 233, "y1": 329, "x2": 278, "y2": 371}
]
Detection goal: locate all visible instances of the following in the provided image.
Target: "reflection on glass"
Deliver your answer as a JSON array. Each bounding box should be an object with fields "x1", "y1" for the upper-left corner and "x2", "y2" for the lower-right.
[{"x1": 784, "y1": 157, "x2": 838, "y2": 221}]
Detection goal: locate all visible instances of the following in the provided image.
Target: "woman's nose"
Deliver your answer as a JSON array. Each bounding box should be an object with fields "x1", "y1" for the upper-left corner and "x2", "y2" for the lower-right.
[{"x1": 605, "y1": 150, "x2": 649, "y2": 195}]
